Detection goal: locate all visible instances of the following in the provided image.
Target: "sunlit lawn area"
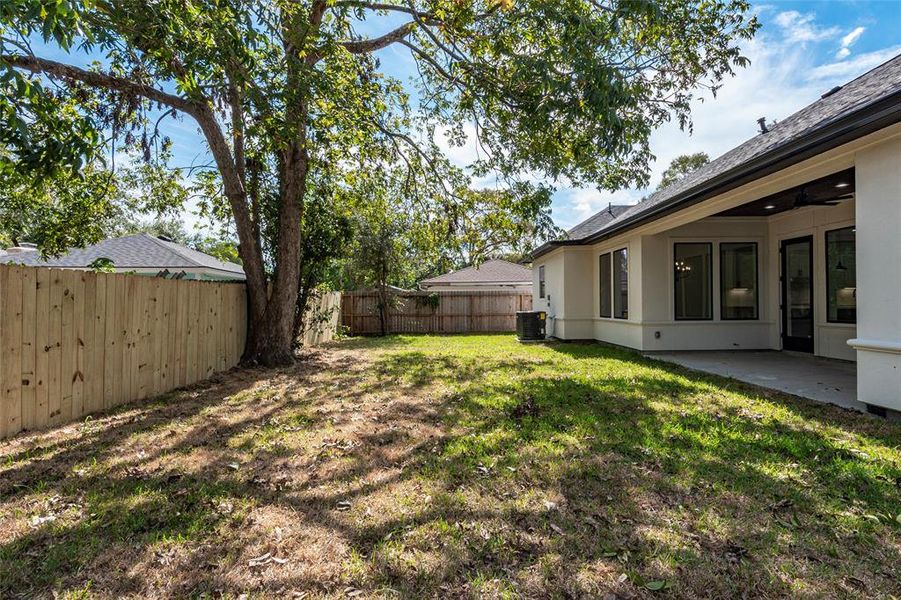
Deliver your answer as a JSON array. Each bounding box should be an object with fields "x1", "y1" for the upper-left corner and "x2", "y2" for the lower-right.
[{"x1": 1, "y1": 334, "x2": 899, "y2": 598}]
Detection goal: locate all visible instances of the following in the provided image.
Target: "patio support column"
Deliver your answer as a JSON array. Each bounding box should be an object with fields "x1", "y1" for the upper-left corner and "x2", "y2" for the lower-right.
[{"x1": 851, "y1": 133, "x2": 901, "y2": 412}]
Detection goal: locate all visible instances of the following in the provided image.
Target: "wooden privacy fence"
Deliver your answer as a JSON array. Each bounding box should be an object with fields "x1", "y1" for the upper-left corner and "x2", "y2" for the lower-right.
[
  {"x1": 341, "y1": 290, "x2": 532, "y2": 335},
  {"x1": 299, "y1": 291, "x2": 341, "y2": 346},
  {"x1": 0, "y1": 264, "x2": 246, "y2": 440}
]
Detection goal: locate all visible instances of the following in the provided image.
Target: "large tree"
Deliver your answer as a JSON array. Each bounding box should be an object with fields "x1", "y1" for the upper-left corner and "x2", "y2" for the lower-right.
[{"x1": 1, "y1": 0, "x2": 757, "y2": 364}]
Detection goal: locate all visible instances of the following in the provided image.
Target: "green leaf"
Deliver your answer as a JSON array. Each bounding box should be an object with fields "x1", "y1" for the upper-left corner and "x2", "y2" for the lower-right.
[{"x1": 645, "y1": 581, "x2": 669, "y2": 591}]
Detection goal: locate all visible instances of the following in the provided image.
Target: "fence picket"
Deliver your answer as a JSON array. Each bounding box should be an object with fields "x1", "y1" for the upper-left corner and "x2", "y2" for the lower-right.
[
  {"x1": 0, "y1": 265, "x2": 252, "y2": 440},
  {"x1": 340, "y1": 291, "x2": 531, "y2": 335}
]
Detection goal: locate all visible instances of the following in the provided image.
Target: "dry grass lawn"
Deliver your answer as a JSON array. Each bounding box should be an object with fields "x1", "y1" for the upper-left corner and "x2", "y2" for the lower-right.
[{"x1": 1, "y1": 334, "x2": 900, "y2": 599}]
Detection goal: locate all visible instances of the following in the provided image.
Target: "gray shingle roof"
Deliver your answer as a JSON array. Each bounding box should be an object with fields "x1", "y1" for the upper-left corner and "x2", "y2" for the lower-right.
[
  {"x1": 0, "y1": 233, "x2": 245, "y2": 276},
  {"x1": 420, "y1": 259, "x2": 531, "y2": 284},
  {"x1": 557, "y1": 52, "x2": 901, "y2": 246},
  {"x1": 566, "y1": 204, "x2": 632, "y2": 239}
]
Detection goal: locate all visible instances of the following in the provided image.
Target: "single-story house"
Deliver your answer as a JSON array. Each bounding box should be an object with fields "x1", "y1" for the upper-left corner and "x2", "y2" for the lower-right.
[
  {"x1": 420, "y1": 259, "x2": 532, "y2": 292},
  {"x1": 0, "y1": 233, "x2": 245, "y2": 281},
  {"x1": 530, "y1": 53, "x2": 901, "y2": 415}
]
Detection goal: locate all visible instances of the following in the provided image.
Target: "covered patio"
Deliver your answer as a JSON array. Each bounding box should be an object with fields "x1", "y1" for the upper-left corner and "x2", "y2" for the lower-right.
[{"x1": 649, "y1": 350, "x2": 861, "y2": 411}]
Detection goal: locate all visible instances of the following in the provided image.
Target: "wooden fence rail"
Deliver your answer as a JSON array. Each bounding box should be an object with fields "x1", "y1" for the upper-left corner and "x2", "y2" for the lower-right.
[
  {"x1": 0, "y1": 264, "x2": 247, "y2": 440},
  {"x1": 341, "y1": 290, "x2": 532, "y2": 335}
]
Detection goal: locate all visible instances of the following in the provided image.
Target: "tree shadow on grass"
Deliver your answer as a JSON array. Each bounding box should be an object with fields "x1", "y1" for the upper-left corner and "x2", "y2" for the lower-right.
[{"x1": 1, "y1": 340, "x2": 899, "y2": 598}]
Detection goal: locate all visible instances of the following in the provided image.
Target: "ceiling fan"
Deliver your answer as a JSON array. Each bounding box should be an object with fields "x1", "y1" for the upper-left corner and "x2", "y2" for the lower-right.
[{"x1": 789, "y1": 187, "x2": 854, "y2": 210}]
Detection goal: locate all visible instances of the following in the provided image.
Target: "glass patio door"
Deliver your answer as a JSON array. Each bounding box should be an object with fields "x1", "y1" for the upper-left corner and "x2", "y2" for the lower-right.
[{"x1": 781, "y1": 236, "x2": 814, "y2": 353}]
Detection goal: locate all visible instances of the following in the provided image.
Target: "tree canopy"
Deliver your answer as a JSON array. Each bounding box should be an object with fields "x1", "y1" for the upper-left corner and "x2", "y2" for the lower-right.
[
  {"x1": 657, "y1": 151, "x2": 711, "y2": 191},
  {"x1": 1, "y1": 0, "x2": 758, "y2": 363}
]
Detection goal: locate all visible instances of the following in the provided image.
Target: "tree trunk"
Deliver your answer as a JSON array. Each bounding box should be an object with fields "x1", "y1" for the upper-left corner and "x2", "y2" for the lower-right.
[
  {"x1": 243, "y1": 313, "x2": 296, "y2": 366},
  {"x1": 241, "y1": 141, "x2": 308, "y2": 366}
]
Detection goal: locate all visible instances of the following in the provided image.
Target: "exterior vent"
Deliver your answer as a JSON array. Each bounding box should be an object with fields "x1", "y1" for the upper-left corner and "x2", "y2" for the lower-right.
[{"x1": 821, "y1": 85, "x2": 842, "y2": 99}]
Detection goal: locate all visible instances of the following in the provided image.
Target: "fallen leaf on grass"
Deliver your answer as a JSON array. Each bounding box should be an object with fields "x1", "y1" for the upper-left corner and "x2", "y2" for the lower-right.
[
  {"x1": 248, "y1": 552, "x2": 271, "y2": 567},
  {"x1": 645, "y1": 580, "x2": 670, "y2": 591},
  {"x1": 29, "y1": 515, "x2": 57, "y2": 527}
]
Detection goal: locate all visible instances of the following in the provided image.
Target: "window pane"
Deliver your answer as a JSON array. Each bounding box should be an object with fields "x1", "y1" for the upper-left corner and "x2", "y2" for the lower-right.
[
  {"x1": 720, "y1": 243, "x2": 758, "y2": 320},
  {"x1": 599, "y1": 253, "x2": 611, "y2": 318},
  {"x1": 613, "y1": 248, "x2": 628, "y2": 319},
  {"x1": 827, "y1": 227, "x2": 856, "y2": 323},
  {"x1": 538, "y1": 265, "x2": 545, "y2": 298},
  {"x1": 674, "y1": 243, "x2": 712, "y2": 320}
]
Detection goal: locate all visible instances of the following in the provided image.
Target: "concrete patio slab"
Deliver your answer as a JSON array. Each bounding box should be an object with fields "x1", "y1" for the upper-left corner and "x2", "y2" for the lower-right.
[{"x1": 647, "y1": 350, "x2": 863, "y2": 412}]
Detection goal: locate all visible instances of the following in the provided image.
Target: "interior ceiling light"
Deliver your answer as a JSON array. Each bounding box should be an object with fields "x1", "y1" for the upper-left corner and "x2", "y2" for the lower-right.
[
  {"x1": 836, "y1": 182, "x2": 850, "y2": 188},
  {"x1": 764, "y1": 204, "x2": 776, "y2": 209}
]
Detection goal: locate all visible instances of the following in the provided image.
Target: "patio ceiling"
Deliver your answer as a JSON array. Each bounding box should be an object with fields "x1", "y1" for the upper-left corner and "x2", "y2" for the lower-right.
[{"x1": 716, "y1": 168, "x2": 855, "y2": 217}]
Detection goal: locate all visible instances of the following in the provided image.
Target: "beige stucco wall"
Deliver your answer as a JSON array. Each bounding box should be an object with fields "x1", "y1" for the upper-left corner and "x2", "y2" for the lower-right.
[
  {"x1": 532, "y1": 250, "x2": 565, "y2": 335},
  {"x1": 637, "y1": 217, "x2": 772, "y2": 352},
  {"x1": 852, "y1": 133, "x2": 901, "y2": 411},
  {"x1": 536, "y1": 203, "x2": 857, "y2": 359}
]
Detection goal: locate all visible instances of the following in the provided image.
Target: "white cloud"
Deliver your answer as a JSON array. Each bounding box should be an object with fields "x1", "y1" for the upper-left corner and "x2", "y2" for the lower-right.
[
  {"x1": 809, "y1": 45, "x2": 901, "y2": 81},
  {"x1": 841, "y1": 26, "x2": 866, "y2": 49},
  {"x1": 836, "y1": 26, "x2": 866, "y2": 60},
  {"x1": 773, "y1": 11, "x2": 841, "y2": 43}
]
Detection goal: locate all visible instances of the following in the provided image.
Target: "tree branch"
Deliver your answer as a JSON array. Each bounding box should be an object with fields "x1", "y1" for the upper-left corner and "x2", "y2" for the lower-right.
[
  {"x1": 3, "y1": 54, "x2": 197, "y2": 115},
  {"x1": 333, "y1": 1, "x2": 433, "y2": 19},
  {"x1": 339, "y1": 21, "x2": 416, "y2": 54},
  {"x1": 4, "y1": 53, "x2": 269, "y2": 302}
]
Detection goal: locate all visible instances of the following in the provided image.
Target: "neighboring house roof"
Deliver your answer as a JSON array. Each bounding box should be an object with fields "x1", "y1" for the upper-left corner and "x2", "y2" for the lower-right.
[
  {"x1": 0, "y1": 233, "x2": 245, "y2": 277},
  {"x1": 420, "y1": 259, "x2": 532, "y2": 286},
  {"x1": 532, "y1": 52, "x2": 901, "y2": 259}
]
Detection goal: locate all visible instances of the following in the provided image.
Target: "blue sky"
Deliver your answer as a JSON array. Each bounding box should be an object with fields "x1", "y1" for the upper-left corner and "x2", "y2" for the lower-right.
[{"x1": 29, "y1": 1, "x2": 901, "y2": 233}]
